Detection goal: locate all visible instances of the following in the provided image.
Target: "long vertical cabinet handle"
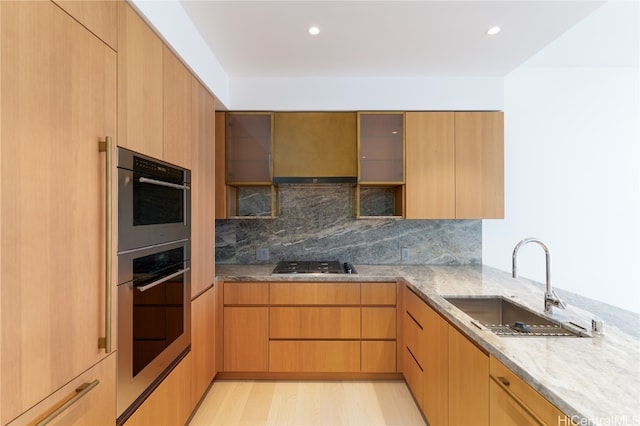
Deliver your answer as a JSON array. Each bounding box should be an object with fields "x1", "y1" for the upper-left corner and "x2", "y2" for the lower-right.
[{"x1": 98, "y1": 137, "x2": 112, "y2": 353}]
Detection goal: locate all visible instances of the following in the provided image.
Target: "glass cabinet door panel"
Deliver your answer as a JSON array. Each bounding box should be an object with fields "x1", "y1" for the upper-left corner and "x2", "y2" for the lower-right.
[
  {"x1": 227, "y1": 113, "x2": 272, "y2": 183},
  {"x1": 359, "y1": 113, "x2": 404, "y2": 183}
]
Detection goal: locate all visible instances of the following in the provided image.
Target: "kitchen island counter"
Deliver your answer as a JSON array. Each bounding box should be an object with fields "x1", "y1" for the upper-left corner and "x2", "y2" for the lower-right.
[{"x1": 216, "y1": 264, "x2": 640, "y2": 425}]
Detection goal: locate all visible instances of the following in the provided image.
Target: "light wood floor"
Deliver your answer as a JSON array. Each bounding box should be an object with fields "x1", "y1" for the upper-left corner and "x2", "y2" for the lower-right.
[{"x1": 189, "y1": 380, "x2": 426, "y2": 425}]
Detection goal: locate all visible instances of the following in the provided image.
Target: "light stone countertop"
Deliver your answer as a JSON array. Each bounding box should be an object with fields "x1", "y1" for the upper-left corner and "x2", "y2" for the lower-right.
[{"x1": 215, "y1": 264, "x2": 640, "y2": 426}]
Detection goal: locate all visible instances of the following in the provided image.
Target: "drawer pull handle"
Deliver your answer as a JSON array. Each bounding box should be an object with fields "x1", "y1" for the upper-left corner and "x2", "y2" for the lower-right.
[
  {"x1": 36, "y1": 380, "x2": 100, "y2": 426},
  {"x1": 490, "y1": 374, "x2": 544, "y2": 425}
]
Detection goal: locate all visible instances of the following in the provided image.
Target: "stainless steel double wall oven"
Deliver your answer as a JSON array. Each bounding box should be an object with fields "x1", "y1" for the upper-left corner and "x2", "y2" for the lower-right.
[{"x1": 116, "y1": 148, "x2": 191, "y2": 422}]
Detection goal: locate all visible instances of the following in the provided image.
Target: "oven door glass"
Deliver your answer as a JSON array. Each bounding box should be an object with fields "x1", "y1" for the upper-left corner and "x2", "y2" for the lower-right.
[
  {"x1": 133, "y1": 172, "x2": 184, "y2": 226},
  {"x1": 131, "y1": 246, "x2": 185, "y2": 376}
]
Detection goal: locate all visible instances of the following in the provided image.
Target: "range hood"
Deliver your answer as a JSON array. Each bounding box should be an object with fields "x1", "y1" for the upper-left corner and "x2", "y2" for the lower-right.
[{"x1": 272, "y1": 112, "x2": 357, "y2": 184}]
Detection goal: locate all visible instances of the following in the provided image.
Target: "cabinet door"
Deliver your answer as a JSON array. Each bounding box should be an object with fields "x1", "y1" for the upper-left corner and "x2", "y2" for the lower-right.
[
  {"x1": 270, "y1": 282, "x2": 360, "y2": 305},
  {"x1": 226, "y1": 113, "x2": 272, "y2": 183},
  {"x1": 223, "y1": 307, "x2": 269, "y2": 372},
  {"x1": 362, "y1": 341, "x2": 397, "y2": 373},
  {"x1": 454, "y1": 111, "x2": 504, "y2": 219},
  {"x1": 163, "y1": 46, "x2": 192, "y2": 168},
  {"x1": 191, "y1": 79, "x2": 216, "y2": 297},
  {"x1": 51, "y1": 0, "x2": 117, "y2": 50},
  {"x1": 405, "y1": 112, "x2": 456, "y2": 219},
  {"x1": 490, "y1": 379, "x2": 541, "y2": 426},
  {"x1": 215, "y1": 112, "x2": 228, "y2": 219},
  {"x1": 1, "y1": 1, "x2": 116, "y2": 422},
  {"x1": 448, "y1": 327, "x2": 489, "y2": 426},
  {"x1": 191, "y1": 286, "x2": 215, "y2": 407},
  {"x1": 117, "y1": 2, "x2": 163, "y2": 159},
  {"x1": 273, "y1": 112, "x2": 357, "y2": 179}
]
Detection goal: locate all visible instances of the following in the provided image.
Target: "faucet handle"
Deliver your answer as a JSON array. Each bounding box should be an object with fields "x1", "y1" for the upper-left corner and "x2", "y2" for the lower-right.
[{"x1": 546, "y1": 290, "x2": 567, "y2": 310}]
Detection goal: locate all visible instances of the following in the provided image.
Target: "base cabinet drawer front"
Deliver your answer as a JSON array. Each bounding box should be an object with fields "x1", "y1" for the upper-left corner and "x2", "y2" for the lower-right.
[
  {"x1": 490, "y1": 357, "x2": 570, "y2": 426},
  {"x1": 270, "y1": 307, "x2": 360, "y2": 339},
  {"x1": 224, "y1": 307, "x2": 269, "y2": 371},
  {"x1": 9, "y1": 354, "x2": 116, "y2": 426},
  {"x1": 362, "y1": 341, "x2": 397, "y2": 373},
  {"x1": 404, "y1": 311, "x2": 425, "y2": 367},
  {"x1": 361, "y1": 282, "x2": 397, "y2": 305},
  {"x1": 405, "y1": 288, "x2": 428, "y2": 326},
  {"x1": 270, "y1": 282, "x2": 360, "y2": 305},
  {"x1": 362, "y1": 307, "x2": 397, "y2": 339},
  {"x1": 269, "y1": 341, "x2": 360, "y2": 372},
  {"x1": 224, "y1": 282, "x2": 269, "y2": 305},
  {"x1": 403, "y1": 348, "x2": 424, "y2": 408},
  {"x1": 124, "y1": 353, "x2": 192, "y2": 426},
  {"x1": 423, "y1": 305, "x2": 449, "y2": 426}
]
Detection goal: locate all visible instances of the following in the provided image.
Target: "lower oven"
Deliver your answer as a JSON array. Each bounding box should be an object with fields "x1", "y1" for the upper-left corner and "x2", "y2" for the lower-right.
[{"x1": 116, "y1": 239, "x2": 191, "y2": 421}]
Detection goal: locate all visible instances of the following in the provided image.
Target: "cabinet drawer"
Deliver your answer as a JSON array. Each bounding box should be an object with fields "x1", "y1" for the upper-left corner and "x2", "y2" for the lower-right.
[
  {"x1": 404, "y1": 310, "x2": 425, "y2": 368},
  {"x1": 270, "y1": 307, "x2": 360, "y2": 339},
  {"x1": 224, "y1": 282, "x2": 268, "y2": 305},
  {"x1": 490, "y1": 357, "x2": 569, "y2": 425},
  {"x1": 405, "y1": 287, "x2": 428, "y2": 326},
  {"x1": 361, "y1": 282, "x2": 397, "y2": 305},
  {"x1": 10, "y1": 354, "x2": 116, "y2": 426},
  {"x1": 362, "y1": 307, "x2": 396, "y2": 339},
  {"x1": 403, "y1": 348, "x2": 424, "y2": 406},
  {"x1": 224, "y1": 307, "x2": 268, "y2": 371},
  {"x1": 362, "y1": 341, "x2": 397, "y2": 373},
  {"x1": 270, "y1": 282, "x2": 360, "y2": 305},
  {"x1": 269, "y1": 341, "x2": 360, "y2": 372}
]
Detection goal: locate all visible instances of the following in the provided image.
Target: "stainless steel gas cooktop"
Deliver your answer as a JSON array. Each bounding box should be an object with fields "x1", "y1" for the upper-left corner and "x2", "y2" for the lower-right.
[{"x1": 272, "y1": 260, "x2": 356, "y2": 275}]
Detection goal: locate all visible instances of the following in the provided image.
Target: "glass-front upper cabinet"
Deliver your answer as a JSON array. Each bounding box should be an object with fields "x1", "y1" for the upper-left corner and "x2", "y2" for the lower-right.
[
  {"x1": 226, "y1": 113, "x2": 272, "y2": 184},
  {"x1": 358, "y1": 112, "x2": 404, "y2": 183}
]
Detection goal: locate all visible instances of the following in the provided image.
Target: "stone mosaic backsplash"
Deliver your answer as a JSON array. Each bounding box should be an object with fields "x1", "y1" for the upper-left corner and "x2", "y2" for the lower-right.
[{"x1": 215, "y1": 184, "x2": 481, "y2": 265}]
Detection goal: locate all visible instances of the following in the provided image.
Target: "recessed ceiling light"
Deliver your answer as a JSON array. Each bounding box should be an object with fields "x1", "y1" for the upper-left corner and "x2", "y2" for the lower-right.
[
  {"x1": 308, "y1": 26, "x2": 320, "y2": 36},
  {"x1": 487, "y1": 26, "x2": 501, "y2": 36}
]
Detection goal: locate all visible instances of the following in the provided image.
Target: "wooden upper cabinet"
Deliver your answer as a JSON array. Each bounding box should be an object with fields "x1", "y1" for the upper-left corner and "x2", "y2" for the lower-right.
[
  {"x1": 117, "y1": 2, "x2": 163, "y2": 159},
  {"x1": 405, "y1": 112, "x2": 456, "y2": 219},
  {"x1": 455, "y1": 111, "x2": 504, "y2": 219},
  {"x1": 163, "y1": 46, "x2": 192, "y2": 169},
  {"x1": 405, "y1": 111, "x2": 503, "y2": 219},
  {"x1": 215, "y1": 111, "x2": 228, "y2": 219},
  {"x1": 190, "y1": 79, "x2": 215, "y2": 297},
  {"x1": 273, "y1": 112, "x2": 357, "y2": 180},
  {"x1": 226, "y1": 113, "x2": 272, "y2": 184},
  {"x1": 52, "y1": 0, "x2": 117, "y2": 50},
  {"x1": 1, "y1": 1, "x2": 116, "y2": 421}
]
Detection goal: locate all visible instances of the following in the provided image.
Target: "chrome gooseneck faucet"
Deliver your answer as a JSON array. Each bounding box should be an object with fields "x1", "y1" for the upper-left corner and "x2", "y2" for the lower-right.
[{"x1": 512, "y1": 238, "x2": 567, "y2": 314}]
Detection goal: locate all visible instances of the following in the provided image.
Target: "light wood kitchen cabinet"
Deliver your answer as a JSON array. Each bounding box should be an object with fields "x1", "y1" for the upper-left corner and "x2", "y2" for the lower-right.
[
  {"x1": 270, "y1": 307, "x2": 361, "y2": 339},
  {"x1": 215, "y1": 111, "x2": 228, "y2": 219},
  {"x1": 448, "y1": 325, "x2": 489, "y2": 426},
  {"x1": 223, "y1": 283, "x2": 269, "y2": 372},
  {"x1": 117, "y1": 2, "x2": 163, "y2": 159},
  {"x1": 455, "y1": 111, "x2": 504, "y2": 219},
  {"x1": 190, "y1": 78, "x2": 216, "y2": 297},
  {"x1": 163, "y1": 45, "x2": 192, "y2": 169},
  {"x1": 270, "y1": 282, "x2": 360, "y2": 305},
  {"x1": 405, "y1": 111, "x2": 503, "y2": 219},
  {"x1": 52, "y1": 0, "x2": 118, "y2": 50},
  {"x1": 224, "y1": 307, "x2": 269, "y2": 372},
  {"x1": 362, "y1": 282, "x2": 397, "y2": 305},
  {"x1": 423, "y1": 302, "x2": 449, "y2": 426},
  {"x1": 403, "y1": 288, "x2": 428, "y2": 410},
  {"x1": 405, "y1": 112, "x2": 456, "y2": 219},
  {"x1": 191, "y1": 285, "x2": 216, "y2": 408},
  {"x1": 490, "y1": 356, "x2": 573, "y2": 426},
  {"x1": 8, "y1": 354, "x2": 116, "y2": 426},
  {"x1": 123, "y1": 353, "x2": 193, "y2": 426},
  {"x1": 1, "y1": 1, "x2": 116, "y2": 422}
]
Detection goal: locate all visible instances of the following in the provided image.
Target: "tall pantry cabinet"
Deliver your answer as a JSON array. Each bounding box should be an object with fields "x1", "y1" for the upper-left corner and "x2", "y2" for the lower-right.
[{"x1": 1, "y1": 1, "x2": 117, "y2": 424}]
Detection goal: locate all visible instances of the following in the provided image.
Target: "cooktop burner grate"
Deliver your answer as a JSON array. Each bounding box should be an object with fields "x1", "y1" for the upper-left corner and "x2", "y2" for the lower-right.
[{"x1": 272, "y1": 261, "x2": 355, "y2": 274}]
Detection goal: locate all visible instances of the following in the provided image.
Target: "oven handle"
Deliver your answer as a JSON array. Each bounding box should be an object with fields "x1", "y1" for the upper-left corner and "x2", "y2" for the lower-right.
[
  {"x1": 138, "y1": 177, "x2": 190, "y2": 191},
  {"x1": 135, "y1": 267, "x2": 190, "y2": 292}
]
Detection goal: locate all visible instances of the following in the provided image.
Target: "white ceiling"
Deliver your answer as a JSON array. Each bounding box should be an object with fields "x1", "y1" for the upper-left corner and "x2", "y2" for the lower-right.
[{"x1": 179, "y1": 0, "x2": 607, "y2": 79}]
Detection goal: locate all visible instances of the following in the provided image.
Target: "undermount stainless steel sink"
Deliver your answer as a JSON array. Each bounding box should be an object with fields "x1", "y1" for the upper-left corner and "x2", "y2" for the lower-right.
[{"x1": 444, "y1": 296, "x2": 589, "y2": 337}]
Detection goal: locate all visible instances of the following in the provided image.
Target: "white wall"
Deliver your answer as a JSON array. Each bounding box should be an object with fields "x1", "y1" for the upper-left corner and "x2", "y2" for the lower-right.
[{"x1": 483, "y1": 0, "x2": 640, "y2": 313}]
